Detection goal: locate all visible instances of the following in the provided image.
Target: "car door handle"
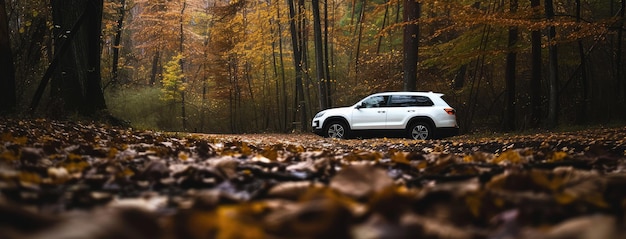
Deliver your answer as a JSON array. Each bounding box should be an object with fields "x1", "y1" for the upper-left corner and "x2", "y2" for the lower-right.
[
  {"x1": 378, "y1": 111, "x2": 385, "y2": 113},
  {"x1": 407, "y1": 110, "x2": 415, "y2": 112}
]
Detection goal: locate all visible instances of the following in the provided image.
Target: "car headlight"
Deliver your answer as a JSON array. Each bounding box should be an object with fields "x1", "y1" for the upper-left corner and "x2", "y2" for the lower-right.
[{"x1": 314, "y1": 112, "x2": 325, "y2": 119}]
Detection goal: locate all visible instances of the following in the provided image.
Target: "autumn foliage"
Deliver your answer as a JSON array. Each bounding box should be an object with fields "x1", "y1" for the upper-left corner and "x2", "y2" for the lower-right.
[{"x1": 2, "y1": 0, "x2": 625, "y2": 132}]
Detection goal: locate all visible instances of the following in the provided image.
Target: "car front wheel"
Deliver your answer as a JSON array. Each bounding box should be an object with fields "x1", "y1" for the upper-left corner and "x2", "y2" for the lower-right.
[
  {"x1": 408, "y1": 122, "x2": 432, "y2": 140},
  {"x1": 324, "y1": 121, "x2": 349, "y2": 139}
]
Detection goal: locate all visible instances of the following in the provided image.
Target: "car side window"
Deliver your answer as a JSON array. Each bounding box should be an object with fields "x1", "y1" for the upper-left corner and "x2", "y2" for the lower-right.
[
  {"x1": 389, "y1": 95, "x2": 434, "y2": 107},
  {"x1": 362, "y1": 96, "x2": 389, "y2": 108},
  {"x1": 413, "y1": 96, "x2": 434, "y2": 106}
]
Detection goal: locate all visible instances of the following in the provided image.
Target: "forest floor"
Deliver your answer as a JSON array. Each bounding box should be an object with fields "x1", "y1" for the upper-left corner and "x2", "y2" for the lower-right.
[{"x1": 1, "y1": 118, "x2": 626, "y2": 239}]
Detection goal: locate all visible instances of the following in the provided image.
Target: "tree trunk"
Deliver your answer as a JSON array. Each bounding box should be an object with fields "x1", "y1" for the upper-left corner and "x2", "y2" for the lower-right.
[
  {"x1": 403, "y1": 0, "x2": 419, "y2": 91},
  {"x1": 576, "y1": 0, "x2": 589, "y2": 124},
  {"x1": 179, "y1": 0, "x2": 187, "y2": 131},
  {"x1": 110, "y1": 0, "x2": 126, "y2": 88},
  {"x1": 150, "y1": 50, "x2": 161, "y2": 85},
  {"x1": 618, "y1": 0, "x2": 625, "y2": 120},
  {"x1": 312, "y1": 0, "x2": 328, "y2": 110},
  {"x1": 530, "y1": 0, "x2": 542, "y2": 128},
  {"x1": 275, "y1": 0, "x2": 288, "y2": 132},
  {"x1": 504, "y1": 0, "x2": 518, "y2": 131},
  {"x1": 377, "y1": 0, "x2": 389, "y2": 54},
  {"x1": 354, "y1": 0, "x2": 366, "y2": 73},
  {"x1": 49, "y1": 0, "x2": 107, "y2": 115},
  {"x1": 545, "y1": 0, "x2": 559, "y2": 128},
  {"x1": 30, "y1": 5, "x2": 86, "y2": 114},
  {"x1": 287, "y1": 0, "x2": 307, "y2": 132},
  {"x1": 323, "y1": 0, "x2": 332, "y2": 107},
  {"x1": 50, "y1": 0, "x2": 87, "y2": 113},
  {"x1": 84, "y1": 0, "x2": 107, "y2": 115},
  {"x1": 0, "y1": 0, "x2": 16, "y2": 113}
]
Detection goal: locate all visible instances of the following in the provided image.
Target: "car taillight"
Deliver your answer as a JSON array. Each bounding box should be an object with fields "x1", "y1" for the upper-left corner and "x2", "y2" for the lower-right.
[{"x1": 444, "y1": 108, "x2": 455, "y2": 115}]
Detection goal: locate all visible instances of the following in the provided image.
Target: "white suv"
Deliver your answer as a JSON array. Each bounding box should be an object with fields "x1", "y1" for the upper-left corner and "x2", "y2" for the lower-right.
[{"x1": 312, "y1": 92, "x2": 459, "y2": 139}]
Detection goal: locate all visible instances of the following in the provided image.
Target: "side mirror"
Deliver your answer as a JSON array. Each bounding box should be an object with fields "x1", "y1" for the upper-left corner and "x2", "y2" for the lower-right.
[{"x1": 355, "y1": 103, "x2": 363, "y2": 109}]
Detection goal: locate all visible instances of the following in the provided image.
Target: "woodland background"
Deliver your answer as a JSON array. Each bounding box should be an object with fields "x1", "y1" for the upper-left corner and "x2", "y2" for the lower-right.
[{"x1": 1, "y1": 0, "x2": 626, "y2": 134}]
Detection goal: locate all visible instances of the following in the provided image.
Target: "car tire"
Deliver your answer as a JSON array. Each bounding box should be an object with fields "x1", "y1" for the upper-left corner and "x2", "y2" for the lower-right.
[
  {"x1": 324, "y1": 121, "x2": 349, "y2": 139},
  {"x1": 408, "y1": 121, "x2": 432, "y2": 140}
]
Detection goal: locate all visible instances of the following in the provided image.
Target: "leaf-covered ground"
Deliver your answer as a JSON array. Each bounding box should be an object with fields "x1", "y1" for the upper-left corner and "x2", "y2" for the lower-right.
[{"x1": 1, "y1": 118, "x2": 626, "y2": 239}]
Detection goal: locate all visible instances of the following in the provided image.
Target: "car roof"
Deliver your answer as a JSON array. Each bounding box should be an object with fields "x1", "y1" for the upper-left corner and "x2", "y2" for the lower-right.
[{"x1": 369, "y1": 91, "x2": 443, "y2": 97}]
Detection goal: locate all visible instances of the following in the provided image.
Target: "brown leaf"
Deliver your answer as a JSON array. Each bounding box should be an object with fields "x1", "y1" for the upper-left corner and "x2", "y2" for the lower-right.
[{"x1": 330, "y1": 164, "x2": 394, "y2": 200}]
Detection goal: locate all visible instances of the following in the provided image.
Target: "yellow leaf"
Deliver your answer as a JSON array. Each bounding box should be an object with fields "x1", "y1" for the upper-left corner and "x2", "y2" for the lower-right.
[
  {"x1": 19, "y1": 171, "x2": 42, "y2": 184},
  {"x1": 68, "y1": 153, "x2": 83, "y2": 161},
  {"x1": 107, "y1": 148, "x2": 118, "y2": 158},
  {"x1": 1, "y1": 133, "x2": 27, "y2": 145},
  {"x1": 0, "y1": 150, "x2": 18, "y2": 161},
  {"x1": 179, "y1": 151, "x2": 189, "y2": 161},
  {"x1": 261, "y1": 148, "x2": 278, "y2": 161},
  {"x1": 286, "y1": 144, "x2": 304, "y2": 153},
  {"x1": 1, "y1": 132, "x2": 12, "y2": 142},
  {"x1": 530, "y1": 170, "x2": 563, "y2": 191},
  {"x1": 554, "y1": 191, "x2": 575, "y2": 204},
  {"x1": 390, "y1": 151, "x2": 410, "y2": 165},
  {"x1": 14, "y1": 136, "x2": 28, "y2": 145},
  {"x1": 465, "y1": 191, "x2": 483, "y2": 217},
  {"x1": 583, "y1": 192, "x2": 609, "y2": 208},
  {"x1": 492, "y1": 150, "x2": 527, "y2": 164},
  {"x1": 416, "y1": 161, "x2": 428, "y2": 170},
  {"x1": 241, "y1": 143, "x2": 252, "y2": 156},
  {"x1": 120, "y1": 168, "x2": 135, "y2": 177},
  {"x1": 548, "y1": 151, "x2": 568, "y2": 162}
]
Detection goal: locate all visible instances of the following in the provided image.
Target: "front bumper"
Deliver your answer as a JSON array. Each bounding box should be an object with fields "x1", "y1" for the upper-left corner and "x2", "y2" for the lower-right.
[{"x1": 312, "y1": 120, "x2": 323, "y2": 136}]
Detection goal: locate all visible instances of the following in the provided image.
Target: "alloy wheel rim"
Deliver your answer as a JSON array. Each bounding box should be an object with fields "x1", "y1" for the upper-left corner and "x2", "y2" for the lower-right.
[
  {"x1": 328, "y1": 124, "x2": 344, "y2": 138},
  {"x1": 412, "y1": 125, "x2": 428, "y2": 140}
]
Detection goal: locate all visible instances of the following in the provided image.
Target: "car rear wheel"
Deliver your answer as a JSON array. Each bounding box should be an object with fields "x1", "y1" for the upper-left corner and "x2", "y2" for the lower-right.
[
  {"x1": 408, "y1": 122, "x2": 432, "y2": 140},
  {"x1": 325, "y1": 121, "x2": 349, "y2": 139}
]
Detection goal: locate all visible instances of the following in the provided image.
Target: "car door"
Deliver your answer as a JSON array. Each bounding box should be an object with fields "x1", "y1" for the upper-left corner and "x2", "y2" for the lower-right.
[
  {"x1": 385, "y1": 95, "x2": 434, "y2": 129},
  {"x1": 350, "y1": 95, "x2": 389, "y2": 130}
]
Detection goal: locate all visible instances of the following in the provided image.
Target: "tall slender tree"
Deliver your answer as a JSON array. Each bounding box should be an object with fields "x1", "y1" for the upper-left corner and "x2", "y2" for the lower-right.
[
  {"x1": 312, "y1": 0, "x2": 328, "y2": 110},
  {"x1": 618, "y1": 0, "x2": 626, "y2": 119},
  {"x1": 179, "y1": 0, "x2": 187, "y2": 130},
  {"x1": 576, "y1": 0, "x2": 589, "y2": 123},
  {"x1": 0, "y1": 0, "x2": 15, "y2": 113},
  {"x1": 323, "y1": 0, "x2": 332, "y2": 107},
  {"x1": 504, "y1": 0, "x2": 518, "y2": 131},
  {"x1": 110, "y1": 0, "x2": 126, "y2": 87},
  {"x1": 530, "y1": 0, "x2": 542, "y2": 127},
  {"x1": 403, "y1": 0, "x2": 419, "y2": 91},
  {"x1": 287, "y1": 0, "x2": 307, "y2": 131},
  {"x1": 545, "y1": 0, "x2": 559, "y2": 128}
]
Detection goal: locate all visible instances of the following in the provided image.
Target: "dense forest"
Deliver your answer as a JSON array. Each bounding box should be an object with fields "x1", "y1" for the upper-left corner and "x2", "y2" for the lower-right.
[{"x1": 1, "y1": 0, "x2": 625, "y2": 134}]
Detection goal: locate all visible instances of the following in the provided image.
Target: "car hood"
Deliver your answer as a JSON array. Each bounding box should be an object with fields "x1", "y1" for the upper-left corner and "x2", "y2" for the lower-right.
[{"x1": 316, "y1": 106, "x2": 353, "y2": 117}]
